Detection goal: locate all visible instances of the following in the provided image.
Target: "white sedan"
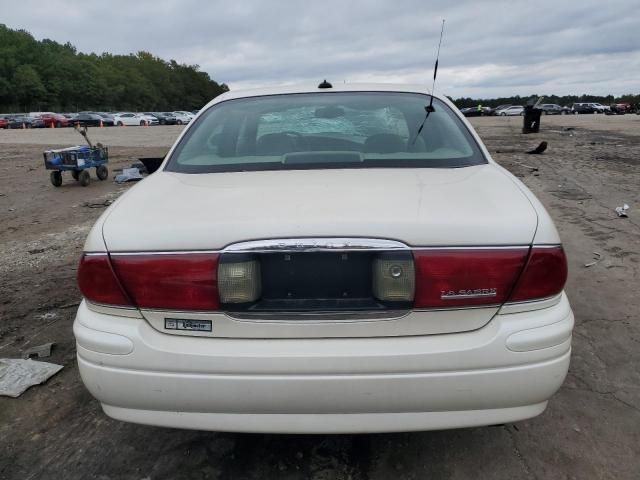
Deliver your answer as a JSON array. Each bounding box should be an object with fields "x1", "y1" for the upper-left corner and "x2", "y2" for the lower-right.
[
  {"x1": 75, "y1": 83, "x2": 573, "y2": 434},
  {"x1": 171, "y1": 111, "x2": 193, "y2": 124},
  {"x1": 113, "y1": 112, "x2": 158, "y2": 126},
  {"x1": 497, "y1": 105, "x2": 525, "y2": 116}
]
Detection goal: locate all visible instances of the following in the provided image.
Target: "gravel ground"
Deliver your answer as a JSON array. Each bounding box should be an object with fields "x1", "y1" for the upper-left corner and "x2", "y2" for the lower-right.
[{"x1": 0, "y1": 115, "x2": 639, "y2": 479}]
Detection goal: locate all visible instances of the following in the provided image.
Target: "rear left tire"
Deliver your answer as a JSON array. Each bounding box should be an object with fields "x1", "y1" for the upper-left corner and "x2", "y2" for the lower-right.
[
  {"x1": 79, "y1": 170, "x2": 91, "y2": 187},
  {"x1": 50, "y1": 171, "x2": 62, "y2": 187}
]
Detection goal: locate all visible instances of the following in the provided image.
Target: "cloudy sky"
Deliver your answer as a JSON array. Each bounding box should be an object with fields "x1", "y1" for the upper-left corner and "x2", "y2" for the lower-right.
[{"x1": 3, "y1": 0, "x2": 638, "y2": 98}]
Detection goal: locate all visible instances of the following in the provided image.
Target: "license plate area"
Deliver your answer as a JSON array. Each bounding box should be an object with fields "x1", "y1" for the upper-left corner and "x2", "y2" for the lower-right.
[{"x1": 222, "y1": 251, "x2": 411, "y2": 312}]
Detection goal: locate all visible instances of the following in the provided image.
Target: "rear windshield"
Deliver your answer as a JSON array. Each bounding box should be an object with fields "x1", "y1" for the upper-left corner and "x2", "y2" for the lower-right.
[{"x1": 165, "y1": 92, "x2": 486, "y2": 173}]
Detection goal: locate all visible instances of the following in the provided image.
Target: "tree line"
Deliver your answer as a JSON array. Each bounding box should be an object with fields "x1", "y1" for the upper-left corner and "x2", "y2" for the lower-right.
[
  {"x1": 452, "y1": 93, "x2": 640, "y2": 109},
  {"x1": 0, "y1": 24, "x2": 228, "y2": 113}
]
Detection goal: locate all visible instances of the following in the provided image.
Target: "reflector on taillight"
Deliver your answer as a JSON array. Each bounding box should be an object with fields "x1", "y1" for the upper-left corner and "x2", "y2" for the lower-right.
[
  {"x1": 413, "y1": 249, "x2": 529, "y2": 308},
  {"x1": 508, "y1": 246, "x2": 567, "y2": 302},
  {"x1": 372, "y1": 253, "x2": 415, "y2": 302},
  {"x1": 78, "y1": 254, "x2": 132, "y2": 307},
  {"x1": 218, "y1": 256, "x2": 261, "y2": 304},
  {"x1": 110, "y1": 253, "x2": 219, "y2": 311}
]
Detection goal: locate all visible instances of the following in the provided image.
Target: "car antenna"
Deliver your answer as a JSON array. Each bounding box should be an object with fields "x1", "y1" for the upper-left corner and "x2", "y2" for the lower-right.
[{"x1": 412, "y1": 19, "x2": 445, "y2": 145}]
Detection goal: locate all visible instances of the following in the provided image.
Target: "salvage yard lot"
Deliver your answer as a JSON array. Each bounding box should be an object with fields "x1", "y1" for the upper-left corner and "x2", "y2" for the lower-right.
[{"x1": 1, "y1": 115, "x2": 639, "y2": 479}]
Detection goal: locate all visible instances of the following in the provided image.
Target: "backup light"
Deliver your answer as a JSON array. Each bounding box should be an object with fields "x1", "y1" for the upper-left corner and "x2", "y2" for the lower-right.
[
  {"x1": 218, "y1": 257, "x2": 262, "y2": 304},
  {"x1": 372, "y1": 254, "x2": 415, "y2": 302}
]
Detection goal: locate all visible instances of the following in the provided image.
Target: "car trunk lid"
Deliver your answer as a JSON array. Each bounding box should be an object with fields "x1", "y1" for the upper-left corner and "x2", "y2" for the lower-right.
[{"x1": 100, "y1": 165, "x2": 539, "y2": 338}]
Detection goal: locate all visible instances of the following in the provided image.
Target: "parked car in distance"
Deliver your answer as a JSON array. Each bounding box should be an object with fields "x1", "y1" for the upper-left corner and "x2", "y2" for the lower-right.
[
  {"x1": 497, "y1": 105, "x2": 524, "y2": 116},
  {"x1": 74, "y1": 113, "x2": 106, "y2": 127},
  {"x1": 459, "y1": 106, "x2": 482, "y2": 117},
  {"x1": 145, "y1": 112, "x2": 178, "y2": 125},
  {"x1": 539, "y1": 104, "x2": 564, "y2": 115},
  {"x1": 113, "y1": 112, "x2": 143, "y2": 126},
  {"x1": 491, "y1": 104, "x2": 511, "y2": 115},
  {"x1": 88, "y1": 112, "x2": 116, "y2": 127},
  {"x1": 29, "y1": 116, "x2": 48, "y2": 128},
  {"x1": 572, "y1": 103, "x2": 596, "y2": 114},
  {"x1": 138, "y1": 113, "x2": 160, "y2": 126},
  {"x1": 590, "y1": 103, "x2": 609, "y2": 113},
  {"x1": 7, "y1": 115, "x2": 37, "y2": 128},
  {"x1": 75, "y1": 83, "x2": 573, "y2": 434},
  {"x1": 175, "y1": 110, "x2": 195, "y2": 119},
  {"x1": 29, "y1": 112, "x2": 69, "y2": 128},
  {"x1": 171, "y1": 111, "x2": 192, "y2": 124},
  {"x1": 0, "y1": 117, "x2": 8, "y2": 129},
  {"x1": 608, "y1": 103, "x2": 631, "y2": 115}
]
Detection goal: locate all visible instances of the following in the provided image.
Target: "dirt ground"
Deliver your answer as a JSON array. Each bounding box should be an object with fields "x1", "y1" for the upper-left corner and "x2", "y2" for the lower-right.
[{"x1": 0, "y1": 116, "x2": 639, "y2": 479}]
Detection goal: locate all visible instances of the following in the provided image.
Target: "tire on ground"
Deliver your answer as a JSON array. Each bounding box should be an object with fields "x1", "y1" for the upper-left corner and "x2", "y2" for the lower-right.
[
  {"x1": 79, "y1": 170, "x2": 91, "y2": 187},
  {"x1": 96, "y1": 165, "x2": 108, "y2": 181},
  {"x1": 50, "y1": 171, "x2": 62, "y2": 187}
]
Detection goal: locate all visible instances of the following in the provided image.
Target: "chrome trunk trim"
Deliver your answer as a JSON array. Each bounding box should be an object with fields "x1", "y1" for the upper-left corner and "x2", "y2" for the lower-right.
[
  {"x1": 225, "y1": 310, "x2": 410, "y2": 322},
  {"x1": 222, "y1": 238, "x2": 410, "y2": 253}
]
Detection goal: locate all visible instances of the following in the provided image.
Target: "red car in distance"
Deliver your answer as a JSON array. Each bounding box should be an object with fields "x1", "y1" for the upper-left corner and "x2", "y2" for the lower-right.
[
  {"x1": 0, "y1": 117, "x2": 8, "y2": 129},
  {"x1": 30, "y1": 112, "x2": 69, "y2": 128}
]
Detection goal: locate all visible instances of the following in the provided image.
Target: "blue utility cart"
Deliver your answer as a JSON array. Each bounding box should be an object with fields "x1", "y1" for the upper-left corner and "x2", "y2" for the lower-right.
[{"x1": 43, "y1": 127, "x2": 109, "y2": 187}]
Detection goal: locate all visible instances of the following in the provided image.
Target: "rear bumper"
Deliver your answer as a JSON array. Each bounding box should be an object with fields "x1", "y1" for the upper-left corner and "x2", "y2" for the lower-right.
[{"x1": 74, "y1": 294, "x2": 573, "y2": 433}]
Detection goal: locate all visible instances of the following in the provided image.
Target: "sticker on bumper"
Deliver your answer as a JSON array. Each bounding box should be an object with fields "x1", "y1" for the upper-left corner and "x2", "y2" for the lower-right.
[{"x1": 165, "y1": 318, "x2": 212, "y2": 332}]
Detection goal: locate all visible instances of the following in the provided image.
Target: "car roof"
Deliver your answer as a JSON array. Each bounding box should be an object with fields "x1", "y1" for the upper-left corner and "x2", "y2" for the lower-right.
[{"x1": 207, "y1": 83, "x2": 433, "y2": 105}]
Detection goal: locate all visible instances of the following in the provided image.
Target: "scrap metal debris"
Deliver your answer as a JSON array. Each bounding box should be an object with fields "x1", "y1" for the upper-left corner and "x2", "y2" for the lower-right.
[
  {"x1": 82, "y1": 199, "x2": 114, "y2": 208},
  {"x1": 526, "y1": 141, "x2": 548, "y2": 154},
  {"x1": 114, "y1": 167, "x2": 143, "y2": 183},
  {"x1": 495, "y1": 141, "x2": 548, "y2": 155},
  {"x1": 56, "y1": 301, "x2": 80, "y2": 309},
  {"x1": 22, "y1": 342, "x2": 54, "y2": 359},
  {"x1": 0, "y1": 358, "x2": 63, "y2": 398},
  {"x1": 584, "y1": 252, "x2": 602, "y2": 268},
  {"x1": 514, "y1": 162, "x2": 539, "y2": 172},
  {"x1": 130, "y1": 161, "x2": 148, "y2": 175},
  {"x1": 615, "y1": 204, "x2": 630, "y2": 217}
]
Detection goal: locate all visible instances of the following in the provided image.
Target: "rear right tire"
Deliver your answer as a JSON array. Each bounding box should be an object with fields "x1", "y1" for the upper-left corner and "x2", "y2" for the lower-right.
[{"x1": 96, "y1": 165, "x2": 108, "y2": 181}]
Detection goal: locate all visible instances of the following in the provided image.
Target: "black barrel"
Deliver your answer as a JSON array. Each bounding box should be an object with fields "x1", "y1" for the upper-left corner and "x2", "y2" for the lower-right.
[{"x1": 522, "y1": 103, "x2": 542, "y2": 134}]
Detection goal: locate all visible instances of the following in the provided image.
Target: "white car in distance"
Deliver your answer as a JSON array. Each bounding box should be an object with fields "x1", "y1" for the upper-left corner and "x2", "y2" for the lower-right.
[
  {"x1": 497, "y1": 105, "x2": 525, "y2": 116},
  {"x1": 75, "y1": 83, "x2": 574, "y2": 434},
  {"x1": 172, "y1": 111, "x2": 193, "y2": 124},
  {"x1": 113, "y1": 112, "x2": 157, "y2": 126}
]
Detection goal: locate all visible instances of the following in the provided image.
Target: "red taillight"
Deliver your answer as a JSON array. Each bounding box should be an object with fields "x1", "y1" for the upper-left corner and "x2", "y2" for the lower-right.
[
  {"x1": 508, "y1": 246, "x2": 567, "y2": 302},
  {"x1": 77, "y1": 245, "x2": 566, "y2": 312},
  {"x1": 414, "y1": 249, "x2": 528, "y2": 308},
  {"x1": 78, "y1": 254, "x2": 132, "y2": 307},
  {"x1": 110, "y1": 254, "x2": 220, "y2": 311}
]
